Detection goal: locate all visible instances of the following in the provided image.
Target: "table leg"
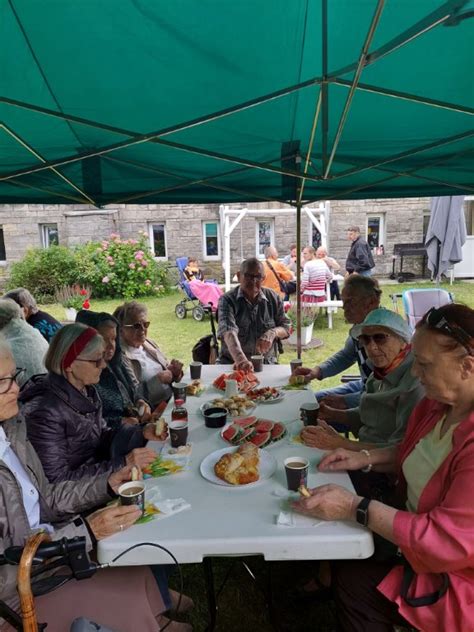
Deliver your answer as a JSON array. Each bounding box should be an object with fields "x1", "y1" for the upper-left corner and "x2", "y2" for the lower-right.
[{"x1": 203, "y1": 557, "x2": 218, "y2": 632}]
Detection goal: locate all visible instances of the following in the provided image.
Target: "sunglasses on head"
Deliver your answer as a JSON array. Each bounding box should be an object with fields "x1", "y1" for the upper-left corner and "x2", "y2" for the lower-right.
[
  {"x1": 358, "y1": 333, "x2": 391, "y2": 347},
  {"x1": 124, "y1": 321, "x2": 150, "y2": 331},
  {"x1": 423, "y1": 307, "x2": 473, "y2": 355}
]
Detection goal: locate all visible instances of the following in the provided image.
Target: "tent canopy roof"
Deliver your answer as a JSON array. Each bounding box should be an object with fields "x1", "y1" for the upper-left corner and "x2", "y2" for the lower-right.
[{"x1": 1, "y1": 0, "x2": 473, "y2": 207}]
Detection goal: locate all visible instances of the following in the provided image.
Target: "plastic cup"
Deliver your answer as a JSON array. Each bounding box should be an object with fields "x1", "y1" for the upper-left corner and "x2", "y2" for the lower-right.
[
  {"x1": 284, "y1": 457, "x2": 309, "y2": 492},
  {"x1": 225, "y1": 379, "x2": 238, "y2": 397},
  {"x1": 251, "y1": 355, "x2": 263, "y2": 372},
  {"x1": 169, "y1": 421, "x2": 188, "y2": 448},
  {"x1": 190, "y1": 362, "x2": 202, "y2": 380},
  {"x1": 172, "y1": 382, "x2": 188, "y2": 403},
  {"x1": 300, "y1": 401, "x2": 320, "y2": 426},
  {"x1": 290, "y1": 359, "x2": 303, "y2": 375}
]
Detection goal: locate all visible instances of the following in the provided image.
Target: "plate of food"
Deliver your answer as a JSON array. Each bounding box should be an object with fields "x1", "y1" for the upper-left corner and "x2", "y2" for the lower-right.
[
  {"x1": 247, "y1": 386, "x2": 284, "y2": 404},
  {"x1": 282, "y1": 375, "x2": 310, "y2": 391},
  {"x1": 200, "y1": 395, "x2": 256, "y2": 418},
  {"x1": 220, "y1": 416, "x2": 287, "y2": 448},
  {"x1": 212, "y1": 370, "x2": 259, "y2": 393},
  {"x1": 200, "y1": 444, "x2": 276, "y2": 488}
]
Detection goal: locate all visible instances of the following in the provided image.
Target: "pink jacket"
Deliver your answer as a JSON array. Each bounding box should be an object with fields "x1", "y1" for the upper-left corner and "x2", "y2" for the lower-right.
[{"x1": 378, "y1": 397, "x2": 474, "y2": 631}]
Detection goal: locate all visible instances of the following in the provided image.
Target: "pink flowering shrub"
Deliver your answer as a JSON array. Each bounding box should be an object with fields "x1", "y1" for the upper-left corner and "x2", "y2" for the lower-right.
[{"x1": 74, "y1": 233, "x2": 168, "y2": 299}]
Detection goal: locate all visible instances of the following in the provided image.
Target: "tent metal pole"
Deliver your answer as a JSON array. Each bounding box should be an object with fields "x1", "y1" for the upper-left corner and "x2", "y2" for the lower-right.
[
  {"x1": 298, "y1": 90, "x2": 322, "y2": 205},
  {"x1": 323, "y1": 0, "x2": 385, "y2": 179},
  {"x1": 321, "y1": 0, "x2": 328, "y2": 175},
  {"x1": 296, "y1": 201, "x2": 302, "y2": 360},
  {"x1": 327, "y1": 0, "x2": 468, "y2": 79},
  {"x1": 0, "y1": 124, "x2": 97, "y2": 206},
  {"x1": 330, "y1": 129, "x2": 474, "y2": 181},
  {"x1": 332, "y1": 79, "x2": 474, "y2": 116}
]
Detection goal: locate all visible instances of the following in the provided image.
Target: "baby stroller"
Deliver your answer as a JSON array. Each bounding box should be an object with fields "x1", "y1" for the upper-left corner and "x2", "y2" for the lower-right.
[{"x1": 175, "y1": 256, "x2": 218, "y2": 321}]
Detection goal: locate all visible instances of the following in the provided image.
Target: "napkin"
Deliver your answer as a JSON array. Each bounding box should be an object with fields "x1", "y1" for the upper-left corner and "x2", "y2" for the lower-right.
[
  {"x1": 275, "y1": 510, "x2": 324, "y2": 528},
  {"x1": 139, "y1": 487, "x2": 191, "y2": 524}
]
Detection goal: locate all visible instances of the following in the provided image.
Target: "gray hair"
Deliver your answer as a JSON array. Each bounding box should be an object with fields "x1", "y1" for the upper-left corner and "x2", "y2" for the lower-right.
[
  {"x1": 3, "y1": 288, "x2": 38, "y2": 314},
  {"x1": 45, "y1": 323, "x2": 104, "y2": 376},
  {"x1": 113, "y1": 301, "x2": 148, "y2": 326},
  {"x1": 344, "y1": 275, "x2": 382, "y2": 300},
  {"x1": 0, "y1": 299, "x2": 23, "y2": 329},
  {"x1": 240, "y1": 258, "x2": 264, "y2": 275}
]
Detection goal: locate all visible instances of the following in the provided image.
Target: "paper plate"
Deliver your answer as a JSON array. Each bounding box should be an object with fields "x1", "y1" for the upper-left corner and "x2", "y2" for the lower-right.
[{"x1": 199, "y1": 447, "x2": 276, "y2": 488}]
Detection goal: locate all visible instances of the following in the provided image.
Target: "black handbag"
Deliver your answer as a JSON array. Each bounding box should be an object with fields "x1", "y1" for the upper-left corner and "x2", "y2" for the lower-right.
[
  {"x1": 266, "y1": 259, "x2": 295, "y2": 295},
  {"x1": 192, "y1": 306, "x2": 219, "y2": 364}
]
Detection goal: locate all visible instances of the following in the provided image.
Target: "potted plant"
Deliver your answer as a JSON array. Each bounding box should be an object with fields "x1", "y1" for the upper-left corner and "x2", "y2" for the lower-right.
[
  {"x1": 55, "y1": 285, "x2": 91, "y2": 320},
  {"x1": 286, "y1": 304, "x2": 318, "y2": 345}
]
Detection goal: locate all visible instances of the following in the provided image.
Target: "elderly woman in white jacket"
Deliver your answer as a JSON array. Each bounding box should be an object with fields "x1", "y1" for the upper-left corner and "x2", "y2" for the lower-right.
[{"x1": 0, "y1": 298, "x2": 48, "y2": 385}]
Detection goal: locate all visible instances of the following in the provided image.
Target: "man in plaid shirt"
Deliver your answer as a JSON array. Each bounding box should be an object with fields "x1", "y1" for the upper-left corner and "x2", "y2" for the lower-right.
[{"x1": 217, "y1": 258, "x2": 290, "y2": 368}]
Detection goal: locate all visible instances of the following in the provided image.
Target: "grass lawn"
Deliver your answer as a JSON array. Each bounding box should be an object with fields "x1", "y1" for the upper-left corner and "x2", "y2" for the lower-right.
[{"x1": 41, "y1": 280, "x2": 473, "y2": 631}]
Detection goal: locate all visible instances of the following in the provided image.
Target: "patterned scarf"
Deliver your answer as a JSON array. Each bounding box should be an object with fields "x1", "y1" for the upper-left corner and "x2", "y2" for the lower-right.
[{"x1": 373, "y1": 343, "x2": 411, "y2": 380}]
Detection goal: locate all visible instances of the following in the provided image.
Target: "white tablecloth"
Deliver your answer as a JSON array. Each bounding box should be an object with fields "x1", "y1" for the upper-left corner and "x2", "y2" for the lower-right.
[{"x1": 98, "y1": 365, "x2": 373, "y2": 565}]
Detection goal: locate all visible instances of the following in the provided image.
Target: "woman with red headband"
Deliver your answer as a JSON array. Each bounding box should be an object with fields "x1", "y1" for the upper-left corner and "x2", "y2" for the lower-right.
[
  {"x1": 19, "y1": 323, "x2": 165, "y2": 484},
  {"x1": 293, "y1": 304, "x2": 474, "y2": 631}
]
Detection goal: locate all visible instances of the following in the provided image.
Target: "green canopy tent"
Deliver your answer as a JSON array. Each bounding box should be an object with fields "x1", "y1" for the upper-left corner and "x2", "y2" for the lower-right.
[
  {"x1": 0, "y1": 0, "x2": 472, "y2": 207},
  {"x1": 1, "y1": 0, "x2": 473, "y2": 355}
]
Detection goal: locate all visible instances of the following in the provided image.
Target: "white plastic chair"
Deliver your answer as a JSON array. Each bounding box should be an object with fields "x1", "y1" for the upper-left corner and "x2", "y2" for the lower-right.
[{"x1": 402, "y1": 288, "x2": 453, "y2": 331}]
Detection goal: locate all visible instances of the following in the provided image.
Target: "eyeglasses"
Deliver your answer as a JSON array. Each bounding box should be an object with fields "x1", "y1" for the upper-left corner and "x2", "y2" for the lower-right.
[
  {"x1": 423, "y1": 307, "x2": 473, "y2": 355},
  {"x1": 123, "y1": 321, "x2": 150, "y2": 331},
  {"x1": 243, "y1": 273, "x2": 264, "y2": 282},
  {"x1": 358, "y1": 333, "x2": 392, "y2": 347},
  {"x1": 74, "y1": 356, "x2": 106, "y2": 368},
  {"x1": 0, "y1": 368, "x2": 25, "y2": 394}
]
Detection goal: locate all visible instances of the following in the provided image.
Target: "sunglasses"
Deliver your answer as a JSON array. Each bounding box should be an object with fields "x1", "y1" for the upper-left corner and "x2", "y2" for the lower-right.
[
  {"x1": 243, "y1": 273, "x2": 264, "y2": 281},
  {"x1": 75, "y1": 356, "x2": 106, "y2": 368},
  {"x1": 123, "y1": 321, "x2": 150, "y2": 331},
  {"x1": 0, "y1": 368, "x2": 26, "y2": 394},
  {"x1": 358, "y1": 333, "x2": 392, "y2": 347},
  {"x1": 423, "y1": 307, "x2": 473, "y2": 355}
]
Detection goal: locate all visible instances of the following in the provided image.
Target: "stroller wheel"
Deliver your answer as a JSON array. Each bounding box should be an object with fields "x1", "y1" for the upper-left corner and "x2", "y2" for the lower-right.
[
  {"x1": 192, "y1": 305, "x2": 205, "y2": 321},
  {"x1": 175, "y1": 304, "x2": 187, "y2": 319}
]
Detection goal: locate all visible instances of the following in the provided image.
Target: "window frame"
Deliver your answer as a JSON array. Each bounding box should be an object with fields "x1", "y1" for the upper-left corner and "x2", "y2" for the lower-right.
[
  {"x1": 148, "y1": 222, "x2": 168, "y2": 260},
  {"x1": 307, "y1": 219, "x2": 322, "y2": 249},
  {"x1": 202, "y1": 220, "x2": 221, "y2": 261},
  {"x1": 366, "y1": 214, "x2": 385, "y2": 251},
  {"x1": 255, "y1": 218, "x2": 274, "y2": 259},
  {"x1": 39, "y1": 223, "x2": 59, "y2": 248}
]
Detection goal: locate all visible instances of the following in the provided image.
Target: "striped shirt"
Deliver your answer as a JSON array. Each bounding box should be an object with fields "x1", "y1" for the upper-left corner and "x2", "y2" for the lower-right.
[{"x1": 301, "y1": 259, "x2": 332, "y2": 297}]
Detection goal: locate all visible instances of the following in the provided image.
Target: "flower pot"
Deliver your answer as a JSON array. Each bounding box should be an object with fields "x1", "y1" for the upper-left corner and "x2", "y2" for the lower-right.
[
  {"x1": 64, "y1": 307, "x2": 77, "y2": 321},
  {"x1": 287, "y1": 323, "x2": 314, "y2": 346}
]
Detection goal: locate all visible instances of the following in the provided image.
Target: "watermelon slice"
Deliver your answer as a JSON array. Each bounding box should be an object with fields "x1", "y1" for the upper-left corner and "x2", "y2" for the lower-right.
[
  {"x1": 255, "y1": 419, "x2": 274, "y2": 433},
  {"x1": 233, "y1": 415, "x2": 257, "y2": 429},
  {"x1": 249, "y1": 431, "x2": 272, "y2": 448},
  {"x1": 237, "y1": 426, "x2": 256, "y2": 443},
  {"x1": 270, "y1": 422, "x2": 287, "y2": 443},
  {"x1": 222, "y1": 424, "x2": 243, "y2": 444}
]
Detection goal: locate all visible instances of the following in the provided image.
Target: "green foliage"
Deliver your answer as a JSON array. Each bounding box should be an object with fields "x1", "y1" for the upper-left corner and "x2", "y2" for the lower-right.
[
  {"x1": 73, "y1": 232, "x2": 169, "y2": 300},
  {"x1": 7, "y1": 246, "x2": 76, "y2": 302},
  {"x1": 8, "y1": 233, "x2": 170, "y2": 301}
]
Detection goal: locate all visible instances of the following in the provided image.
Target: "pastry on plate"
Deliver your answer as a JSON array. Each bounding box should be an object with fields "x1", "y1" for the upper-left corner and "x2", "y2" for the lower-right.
[{"x1": 214, "y1": 443, "x2": 260, "y2": 485}]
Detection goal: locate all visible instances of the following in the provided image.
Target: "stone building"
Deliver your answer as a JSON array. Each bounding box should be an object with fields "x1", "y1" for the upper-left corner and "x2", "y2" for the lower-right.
[{"x1": 1, "y1": 197, "x2": 472, "y2": 286}]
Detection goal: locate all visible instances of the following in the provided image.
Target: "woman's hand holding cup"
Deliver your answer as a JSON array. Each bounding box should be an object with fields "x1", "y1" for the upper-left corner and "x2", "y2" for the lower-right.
[{"x1": 86, "y1": 504, "x2": 141, "y2": 541}]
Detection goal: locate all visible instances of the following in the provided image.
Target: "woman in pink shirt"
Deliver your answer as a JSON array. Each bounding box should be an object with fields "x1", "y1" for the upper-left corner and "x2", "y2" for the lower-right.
[{"x1": 293, "y1": 303, "x2": 474, "y2": 631}]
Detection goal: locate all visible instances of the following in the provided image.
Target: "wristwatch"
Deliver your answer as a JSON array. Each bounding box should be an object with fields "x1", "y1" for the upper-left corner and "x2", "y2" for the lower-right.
[{"x1": 356, "y1": 497, "x2": 371, "y2": 527}]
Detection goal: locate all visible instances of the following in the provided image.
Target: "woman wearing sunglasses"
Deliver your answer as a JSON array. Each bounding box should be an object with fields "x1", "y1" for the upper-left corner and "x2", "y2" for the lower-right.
[
  {"x1": 19, "y1": 323, "x2": 164, "y2": 484},
  {"x1": 301, "y1": 309, "x2": 424, "y2": 455},
  {"x1": 113, "y1": 301, "x2": 183, "y2": 408},
  {"x1": 294, "y1": 304, "x2": 474, "y2": 631}
]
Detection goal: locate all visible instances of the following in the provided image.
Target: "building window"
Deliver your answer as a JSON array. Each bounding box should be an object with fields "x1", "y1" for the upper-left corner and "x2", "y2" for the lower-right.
[
  {"x1": 464, "y1": 200, "x2": 474, "y2": 236},
  {"x1": 308, "y1": 221, "x2": 322, "y2": 249},
  {"x1": 0, "y1": 227, "x2": 6, "y2": 261},
  {"x1": 202, "y1": 221, "x2": 220, "y2": 260},
  {"x1": 256, "y1": 219, "x2": 274, "y2": 258},
  {"x1": 40, "y1": 223, "x2": 59, "y2": 248},
  {"x1": 148, "y1": 223, "x2": 167, "y2": 258},
  {"x1": 366, "y1": 215, "x2": 385, "y2": 252}
]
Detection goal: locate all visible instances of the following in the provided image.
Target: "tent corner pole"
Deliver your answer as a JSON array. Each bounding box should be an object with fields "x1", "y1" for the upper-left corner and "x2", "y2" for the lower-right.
[{"x1": 296, "y1": 202, "x2": 302, "y2": 359}]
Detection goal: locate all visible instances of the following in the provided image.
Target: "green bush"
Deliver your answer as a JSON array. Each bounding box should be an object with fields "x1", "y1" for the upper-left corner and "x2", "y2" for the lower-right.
[
  {"x1": 74, "y1": 232, "x2": 169, "y2": 299},
  {"x1": 7, "y1": 246, "x2": 76, "y2": 301}
]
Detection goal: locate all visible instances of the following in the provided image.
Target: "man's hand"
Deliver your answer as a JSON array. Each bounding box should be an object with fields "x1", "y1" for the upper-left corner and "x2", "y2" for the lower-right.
[
  {"x1": 318, "y1": 401, "x2": 348, "y2": 424},
  {"x1": 255, "y1": 329, "x2": 276, "y2": 354},
  {"x1": 158, "y1": 369, "x2": 174, "y2": 384},
  {"x1": 318, "y1": 448, "x2": 370, "y2": 473},
  {"x1": 168, "y1": 359, "x2": 184, "y2": 381},
  {"x1": 320, "y1": 394, "x2": 347, "y2": 410},
  {"x1": 142, "y1": 422, "x2": 168, "y2": 442},
  {"x1": 301, "y1": 422, "x2": 348, "y2": 450},
  {"x1": 295, "y1": 366, "x2": 321, "y2": 383},
  {"x1": 234, "y1": 359, "x2": 254, "y2": 372},
  {"x1": 292, "y1": 484, "x2": 359, "y2": 522},
  {"x1": 86, "y1": 504, "x2": 142, "y2": 541},
  {"x1": 125, "y1": 447, "x2": 157, "y2": 469}
]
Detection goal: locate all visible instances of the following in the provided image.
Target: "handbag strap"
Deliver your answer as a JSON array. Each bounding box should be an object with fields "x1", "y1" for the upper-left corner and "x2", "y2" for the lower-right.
[
  {"x1": 266, "y1": 259, "x2": 285, "y2": 293},
  {"x1": 400, "y1": 557, "x2": 450, "y2": 607}
]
